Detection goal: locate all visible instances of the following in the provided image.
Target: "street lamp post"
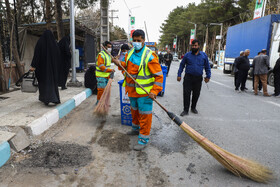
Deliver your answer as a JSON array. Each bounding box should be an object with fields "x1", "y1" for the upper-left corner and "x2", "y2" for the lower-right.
[
  {"x1": 68, "y1": 0, "x2": 82, "y2": 87},
  {"x1": 210, "y1": 23, "x2": 223, "y2": 68},
  {"x1": 127, "y1": 6, "x2": 141, "y2": 42},
  {"x1": 188, "y1": 21, "x2": 197, "y2": 39}
]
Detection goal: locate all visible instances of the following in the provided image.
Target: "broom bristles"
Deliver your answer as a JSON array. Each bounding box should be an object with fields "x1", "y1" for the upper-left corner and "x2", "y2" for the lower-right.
[
  {"x1": 180, "y1": 122, "x2": 274, "y2": 183},
  {"x1": 93, "y1": 79, "x2": 113, "y2": 116}
]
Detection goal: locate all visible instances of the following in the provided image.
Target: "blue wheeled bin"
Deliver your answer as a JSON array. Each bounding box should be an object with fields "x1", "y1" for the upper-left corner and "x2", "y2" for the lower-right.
[
  {"x1": 158, "y1": 65, "x2": 167, "y2": 97},
  {"x1": 118, "y1": 80, "x2": 132, "y2": 126}
]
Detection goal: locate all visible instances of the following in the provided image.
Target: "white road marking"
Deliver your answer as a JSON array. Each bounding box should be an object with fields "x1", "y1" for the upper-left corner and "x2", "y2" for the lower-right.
[
  {"x1": 210, "y1": 80, "x2": 233, "y2": 89},
  {"x1": 265, "y1": 101, "x2": 280, "y2": 108},
  {"x1": 211, "y1": 79, "x2": 280, "y2": 108}
]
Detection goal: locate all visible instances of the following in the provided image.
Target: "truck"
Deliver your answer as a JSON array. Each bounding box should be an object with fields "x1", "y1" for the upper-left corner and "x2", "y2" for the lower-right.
[{"x1": 224, "y1": 14, "x2": 280, "y2": 85}]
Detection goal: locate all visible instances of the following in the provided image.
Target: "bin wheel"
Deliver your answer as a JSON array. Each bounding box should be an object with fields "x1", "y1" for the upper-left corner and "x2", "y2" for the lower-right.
[{"x1": 160, "y1": 92, "x2": 164, "y2": 97}]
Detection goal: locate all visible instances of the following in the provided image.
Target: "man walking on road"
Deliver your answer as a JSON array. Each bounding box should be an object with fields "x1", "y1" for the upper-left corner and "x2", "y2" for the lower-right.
[
  {"x1": 164, "y1": 50, "x2": 173, "y2": 76},
  {"x1": 177, "y1": 39, "x2": 211, "y2": 116},
  {"x1": 235, "y1": 49, "x2": 250, "y2": 92},
  {"x1": 96, "y1": 41, "x2": 115, "y2": 104},
  {"x1": 233, "y1": 51, "x2": 244, "y2": 88},
  {"x1": 273, "y1": 56, "x2": 280, "y2": 97},
  {"x1": 112, "y1": 29, "x2": 163, "y2": 151}
]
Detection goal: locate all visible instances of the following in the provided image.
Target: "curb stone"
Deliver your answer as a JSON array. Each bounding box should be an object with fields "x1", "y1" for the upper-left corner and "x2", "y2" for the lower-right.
[
  {"x1": 27, "y1": 88, "x2": 92, "y2": 136},
  {"x1": 0, "y1": 142, "x2": 11, "y2": 168}
]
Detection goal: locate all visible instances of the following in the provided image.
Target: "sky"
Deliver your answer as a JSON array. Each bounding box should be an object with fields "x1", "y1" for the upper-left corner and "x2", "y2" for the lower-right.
[{"x1": 109, "y1": 0, "x2": 199, "y2": 43}]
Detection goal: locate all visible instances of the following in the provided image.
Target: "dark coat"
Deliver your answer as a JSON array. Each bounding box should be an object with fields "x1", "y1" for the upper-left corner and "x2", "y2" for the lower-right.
[
  {"x1": 164, "y1": 53, "x2": 173, "y2": 64},
  {"x1": 58, "y1": 36, "x2": 71, "y2": 87},
  {"x1": 236, "y1": 56, "x2": 250, "y2": 71},
  {"x1": 31, "y1": 30, "x2": 60, "y2": 104},
  {"x1": 273, "y1": 57, "x2": 280, "y2": 76}
]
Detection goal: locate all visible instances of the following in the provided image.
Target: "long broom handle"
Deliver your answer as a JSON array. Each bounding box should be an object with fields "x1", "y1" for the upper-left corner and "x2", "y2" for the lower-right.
[{"x1": 101, "y1": 45, "x2": 169, "y2": 113}]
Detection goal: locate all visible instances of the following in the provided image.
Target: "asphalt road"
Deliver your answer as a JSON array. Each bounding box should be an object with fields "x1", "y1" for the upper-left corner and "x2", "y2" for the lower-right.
[{"x1": 0, "y1": 62, "x2": 279, "y2": 187}]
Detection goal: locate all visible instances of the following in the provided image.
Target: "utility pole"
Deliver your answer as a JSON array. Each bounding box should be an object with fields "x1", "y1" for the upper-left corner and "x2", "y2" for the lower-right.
[
  {"x1": 203, "y1": 25, "x2": 208, "y2": 53},
  {"x1": 262, "y1": 0, "x2": 268, "y2": 17},
  {"x1": 210, "y1": 23, "x2": 223, "y2": 68},
  {"x1": 67, "y1": 0, "x2": 82, "y2": 87},
  {"x1": 100, "y1": 0, "x2": 109, "y2": 43},
  {"x1": 109, "y1": 10, "x2": 118, "y2": 27},
  {"x1": 144, "y1": 21, "x2": 149, "y2": 42}
]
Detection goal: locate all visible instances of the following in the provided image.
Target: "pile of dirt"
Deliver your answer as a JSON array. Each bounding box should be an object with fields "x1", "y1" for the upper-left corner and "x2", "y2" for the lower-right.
[
  {"x1": 19, "y1": 142, "x2": 92, "y2": 169},
  {"x1": 97, "y1": 130, "x2": 130, "y2": 153}
]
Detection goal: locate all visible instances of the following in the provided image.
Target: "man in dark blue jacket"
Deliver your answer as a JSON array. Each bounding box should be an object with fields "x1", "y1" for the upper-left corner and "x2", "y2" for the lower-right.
[{"x1": 177, "y1": 39, "x2": 211, "y2": 116}]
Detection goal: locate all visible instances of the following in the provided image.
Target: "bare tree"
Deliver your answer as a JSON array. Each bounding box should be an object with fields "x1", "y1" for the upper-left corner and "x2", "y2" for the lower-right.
[
  {"x1": 45, "y1": 0, "x2": 51, "y2": 29},
  {"x1": 4, "y1": 0, "x2": 24, "y2": 77},
  {"x1": 54, "y1": 0, "x2": 64, "y2": 40},
  {"x1": 0, "y1": 36, "x2": 7, "y2": 92}
]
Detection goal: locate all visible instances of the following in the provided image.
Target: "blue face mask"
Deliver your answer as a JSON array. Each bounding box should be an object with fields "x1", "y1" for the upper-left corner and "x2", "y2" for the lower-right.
[{"x1": 132, "y1": 42, "x2": 143, "y2": 50}]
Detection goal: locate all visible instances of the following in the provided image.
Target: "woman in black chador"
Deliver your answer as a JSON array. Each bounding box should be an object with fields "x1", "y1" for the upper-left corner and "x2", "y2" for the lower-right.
[
  {"x1": 58, "y1": 36, "x2": 71, "y2": 89},
  {"x1": 31, "y1": 30, "x2": 61, "y2": 105}
]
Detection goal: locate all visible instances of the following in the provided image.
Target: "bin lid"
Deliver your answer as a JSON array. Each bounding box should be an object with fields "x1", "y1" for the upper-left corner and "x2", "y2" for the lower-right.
[
  {"x1": 118, "y1": 79, "x2": 124, "y2": 85},
  {"x1": 161, "y1": 65, "x2": 168, "y2": 73}
]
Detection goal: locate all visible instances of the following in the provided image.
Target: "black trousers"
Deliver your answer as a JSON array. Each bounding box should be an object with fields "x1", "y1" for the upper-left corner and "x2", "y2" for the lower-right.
[
  {"x1": 165, "y1": 62, "x2": 171, "y2": 75},
  {"x1": 236, "y1": 70, "x2": 248, "y2": 91},
  {"x1": 234, "y1": 72, "x2": 238, "y2": 87},
  {"x1": 183, "y1": 74, "x2": 202, "y2": 112},
  {"x1": 274, "y1": 74, "x2": 280, "y2": 95},
  {"x1": 252, "y1": 74, "x2": 262, "y2": 90}
]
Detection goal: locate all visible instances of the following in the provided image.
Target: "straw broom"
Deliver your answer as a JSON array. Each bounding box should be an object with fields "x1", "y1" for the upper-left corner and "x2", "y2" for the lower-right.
[
  {"x1": 93, "y1": 77, "x2": 113, "y2": 116},
  {"x1": 93, "y1": 48, "x2": 115, "y2": 116},
  {"x1": 101, "y1": 45, "x2": 274, "y2": 183}
]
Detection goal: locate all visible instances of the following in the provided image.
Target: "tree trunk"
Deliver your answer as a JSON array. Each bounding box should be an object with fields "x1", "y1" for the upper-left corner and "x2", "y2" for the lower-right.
[
  {"x1": 31, "y1": 0, "x2": 35, "y2": 22},
  {"x1": 4, "y1": 0, "x2": 24, "y2": 77},
  {"x1": 45, "y1": 0, "x2": 52, "y2": 30},
  {"x1": 16, "y1": 0, "x2": 23, "y2": 25},
  {"x1": 0, "y1": 36, "x2": 7, "y2": 92},
  {"x1": 54, "y1": 0, "x2": 65, "y2": 40}
]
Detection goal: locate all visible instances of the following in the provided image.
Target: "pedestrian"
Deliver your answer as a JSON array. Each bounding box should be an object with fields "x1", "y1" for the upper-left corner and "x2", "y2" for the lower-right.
[
  {"x1": 58, "y1": 36, "x2": 71, "y2": 90},
  {"x1": 272, "y1": 56, "x2": 280, "y2": 97},
  {"x1": 251, "y1": 51, "x2": 262, "y2": 92},
  {"x1": 177, "y1": 39, "x2": 211, "y2": 116},
  {"x1": 95, "y1": 41, "x2": 115, "y2": 104},
  {"x1": 233, "y1": 51, "x2": 244, "y2": 88},
  {"x1": 252, "y1": 49, "x2": 270, "y2": 96},
  {"x1": 112, "y1": 29, "x2": 163, "y2": 151},
  {"x1": 158, "y1": 52, "x2": 163, "y2": 64},
  {"x1": 235, "y1": 49, "x2": 250, "y2": 92},
  {"x1": 30, "y1": 30, "x2": 60, "y2": 105},
  {"x1": 119, "y1": 44, "x2": 129, "y2": 61},
  {"x1": 164, "y1": 49, "x2": 173, "y2": 76}
]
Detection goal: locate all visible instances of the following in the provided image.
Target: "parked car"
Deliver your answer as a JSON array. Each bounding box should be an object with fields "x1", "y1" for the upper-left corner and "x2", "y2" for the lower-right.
[{"x1": 173, "y1": 54, "x2": 179, "y2": 61}]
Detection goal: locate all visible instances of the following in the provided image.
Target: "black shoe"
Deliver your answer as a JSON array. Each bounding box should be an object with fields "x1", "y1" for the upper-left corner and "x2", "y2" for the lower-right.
[
  {"x1": 61, "y1": 86, "x2": 67, "y2": 90},
  {"x1": 180, "y1": 111, "x2": 188, "y2": 116},
  {"x1": 44, "y1": 102, "x2": 49, "y2": 106},
  {"x1": 191, "y1": 108, "x2": 198, "y2": 114},
  {"x1": 244, "y1": 87, "x2": 248, "y2": 90},
  {"x1": 126, "y1": 130, "x2": 139, "y2": 135}
]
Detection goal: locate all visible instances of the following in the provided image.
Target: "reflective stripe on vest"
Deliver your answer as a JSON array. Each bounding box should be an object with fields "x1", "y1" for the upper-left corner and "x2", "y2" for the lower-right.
[
  {"x1": 96, "y1": 51, "x2": 111, "y2": 77},
  {"x1": 123, "y1": 46, "x2": 155, "y2": 95}
]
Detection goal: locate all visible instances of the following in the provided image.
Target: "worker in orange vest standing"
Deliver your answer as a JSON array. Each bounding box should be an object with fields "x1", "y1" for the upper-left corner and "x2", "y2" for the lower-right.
[
  {"x1": 113, "y1": 29, "x2": 163, "y2": 151},
  {"x1": 95, "y1": 41, "x2": 115, "y2": 104}
]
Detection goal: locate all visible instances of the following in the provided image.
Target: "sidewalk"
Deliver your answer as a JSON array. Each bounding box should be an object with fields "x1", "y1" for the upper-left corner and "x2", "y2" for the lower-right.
[{"x1": 0, "y1": 73, "x2": 93, "y2": 157}]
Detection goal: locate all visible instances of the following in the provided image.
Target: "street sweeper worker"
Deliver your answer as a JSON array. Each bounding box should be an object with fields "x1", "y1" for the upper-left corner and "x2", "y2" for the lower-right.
[
  {"x1": 112, "y1": 29, "x2": 163, "y2": 151},
  {"x1": 96, "y1": 41, "x2": 115, "y2": 104}
]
